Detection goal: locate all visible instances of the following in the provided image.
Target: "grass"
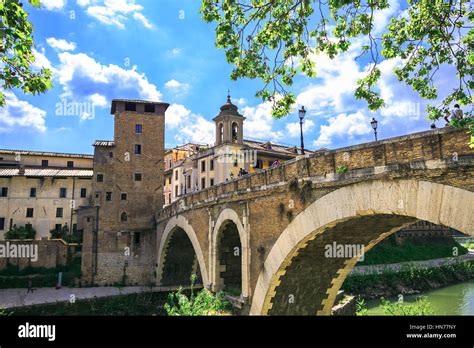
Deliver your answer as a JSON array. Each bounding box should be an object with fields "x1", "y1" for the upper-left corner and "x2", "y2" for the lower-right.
[
  {"x1": 358, "y1": 236, "x2": 468, "y2": 266},
  {"x1": 343, "y1": 261, "x2": 474, "y2": 298},
  {"x1": 356, "y1": 296, "x2": 434, "y2": 316},
  {"x1": 164, "y1": 274, "x2": 233, "y2": 316}
]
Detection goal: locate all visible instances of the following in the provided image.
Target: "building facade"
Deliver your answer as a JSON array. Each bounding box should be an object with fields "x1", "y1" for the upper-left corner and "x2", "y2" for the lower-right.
[
  {"x1": 0, "y1": 150, "x2": 93, "y2": 240},
  {"x1": 163, "y1": 94, "x2": 306, "y2": 205},
  {"x1": 79, "y1": 99, "x2": 169, "y2": 285}
]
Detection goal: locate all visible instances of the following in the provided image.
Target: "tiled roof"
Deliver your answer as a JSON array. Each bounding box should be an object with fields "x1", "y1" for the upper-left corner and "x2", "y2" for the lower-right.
[
  {"x1": 243, "y1": 140, "x2": 308, "y2": 156},
  {"x1": 0, "y1": 168, "x2": 93, "y2": 177},
  {"x1": 0, "y1": 149, "x2": 93, "y2": 159}
]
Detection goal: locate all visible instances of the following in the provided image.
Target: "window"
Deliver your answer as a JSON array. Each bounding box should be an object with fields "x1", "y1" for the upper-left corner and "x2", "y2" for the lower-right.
[
  {"x1": 133, "y1": 232, "x2": 140, "y2": 246},
  {"x1": 121, "y1": 193, "x2": 127, "y2": 201},
  {"x1": 56, "y1": 208, "x2": 63, "y2": 218},
  {"x1": 201, "y1": 178, "x2": 206, "y2": 190},
  {"x1": 125, "y1": 102, "x2": 136, "y2": 111},
  {"x1": 168, "y1": 177, "x2": 171, "y2": 185},
  {"x1": 41, "y1": 160, "x2": 49, "y2": 167},
  {"x1": 201, "y1": 160, "x2": 206, "y2": 172},
  {"x1": 144, "y1": 104, "x2": 155, "y2": 113},
  {"x1": 210, "y1": 159, "x2": 214, "y2": 171},
  {"x1": 67, "y1": 161, "x2": 74, "y2": 168},
  {"x1": 187, "y1": 176, "x2": 191, "y2": 189},
  {"x1": 168, "y1": 193, "x2": 171, "y2": 204},
  {"x1": 0, "y1": 187, "x2": 7, "y2": 197},
  {"x1": 210, "y1": 178, "x2": 214, "y2": 186},
  {"x1": 234, "y1": 158, "x2": 238, "y2": 167},
  {"x1": 174, "y1": 185, "x2": 178, "y2": 197},
  {"x1": 0, "y1": 218, "x2": 5, "y2": 231},
  {"x1": 135, "y1": 124, "x2": 143, "y2": 134},
  {"x1": 255, "y1": 159, "x2": 263, "y2": 169},
  {"x1": 175, "y1": 171, "x2": 178, "y2": 180},
  {"x1": 26, "y1": 208, "x2": 34, "y2": 218},
  {"x1": 106, "y1": 192, "x2": 112, "y2": 201},
  {"x1": 218, "y1": 123, "x2": 224, "y2": 143},
  {"x1": 134, "y1": 144, "x2": 142, "y2": 155},
  {"x1": 73, "y1": 224, "x2": 77, "y2": 233},
  {"x1": 109, "y1": 151, "x2": 114, "y2": 158},
  {"x1": 30, "y1": 188, "x2": 36, "y2": 198},
  {"x1": 97, "y1": 174, "x2": 104, "y2": 182},
  {"x1": 232, "y1": 122, "x2": 238, "y2": 143},
  {"x1": 134, "y1": 173, "x2": 142, "y2": 181},
  {"x1": 55, "y1": 224, "x2": 62, "y2": 231},
  {"x1": 59, "y1": 188, "x2": 67, "y2": 198},
  {"x1": 120, "y1": 212, "x2": 128, "y2": 222},
  {"x1": 80, "y1": 188, "x2": 87, "y2": 198}
]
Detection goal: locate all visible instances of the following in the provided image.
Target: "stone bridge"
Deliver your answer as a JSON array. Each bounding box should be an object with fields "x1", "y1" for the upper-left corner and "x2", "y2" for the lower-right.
[{"x1": 155, "y1": 127, "x2": 474, "y2": 315}]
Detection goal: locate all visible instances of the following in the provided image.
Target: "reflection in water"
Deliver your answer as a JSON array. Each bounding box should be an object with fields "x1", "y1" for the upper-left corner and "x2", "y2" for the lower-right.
[{"x1": 366, "y1": 281, "x2": 474, "y2": 315}]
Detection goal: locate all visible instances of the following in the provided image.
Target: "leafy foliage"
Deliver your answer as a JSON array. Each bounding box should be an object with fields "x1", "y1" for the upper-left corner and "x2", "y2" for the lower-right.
[
  {"x1": 4, "y1": 225, "x2": 36, "y2": 239},
  {"x1": 164, "y1": 274, "x2": 233, "y2": 316},
  {"x1": 379, "y1": 296, "x2": 434, "y2": 315},
  {"x1": 200, "y1": 0, "x2": 472, "y2": 134},
  {"x1": 0, "y1": 0, "x2": 52, "y2": 106}
]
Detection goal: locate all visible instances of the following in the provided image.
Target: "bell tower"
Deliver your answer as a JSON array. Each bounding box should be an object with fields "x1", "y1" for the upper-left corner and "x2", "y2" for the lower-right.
[{"x1": 213, "y1": 93, "x2": 245, "y2": 146}]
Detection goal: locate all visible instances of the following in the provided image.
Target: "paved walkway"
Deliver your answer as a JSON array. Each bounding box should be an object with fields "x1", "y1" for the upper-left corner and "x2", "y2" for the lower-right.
[
  {"x1": 0, "y1": 285, "x2": 187, "y2": 309},
  {"x1": 351, "y1": 250, "x2": 474, "y2": 275}
]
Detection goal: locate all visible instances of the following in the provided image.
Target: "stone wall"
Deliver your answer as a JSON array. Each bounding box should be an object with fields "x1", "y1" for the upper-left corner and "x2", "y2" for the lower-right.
[
  {"x1": 0, "y1": 239, "x2": 79, "y2": 270},
  {"x1": 155, "y1": 127, "x2": 473, "y2": 314}
]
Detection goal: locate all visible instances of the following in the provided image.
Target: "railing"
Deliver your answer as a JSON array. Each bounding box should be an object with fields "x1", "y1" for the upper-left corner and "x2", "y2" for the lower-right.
[{"x1": 158, "y1": 127, "x2": 472, "y2": 220}]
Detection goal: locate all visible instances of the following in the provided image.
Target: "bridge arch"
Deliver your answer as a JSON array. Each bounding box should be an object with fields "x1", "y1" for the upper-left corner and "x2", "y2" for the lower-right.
[
  {"x1": 250, "y1": 179, "x2": 474, "y2": 315},
  {"x1": 157, "y1": 215, "x2": 209, "y2": 288},
  {"x1": 212, "y1": 208, "x2": 250, "y2": 299}
]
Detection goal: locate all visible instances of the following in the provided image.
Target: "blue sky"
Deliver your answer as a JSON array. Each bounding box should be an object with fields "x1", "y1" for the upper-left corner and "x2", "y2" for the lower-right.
[{"x1": 0, "y1": 0, "x2": 460, "y2": 154}]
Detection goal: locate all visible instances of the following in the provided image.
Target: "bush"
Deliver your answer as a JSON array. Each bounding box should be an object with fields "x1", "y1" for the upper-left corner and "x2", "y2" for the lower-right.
[
  {"x1": 4, "y1": 226, "x2": 36, "y2": 240},
  {"x1": 380, "y1": 296, "x2": 434, "y2": 316},
  {"x1": 164, "y1": 274, "x2": 233, "y2": 316}
]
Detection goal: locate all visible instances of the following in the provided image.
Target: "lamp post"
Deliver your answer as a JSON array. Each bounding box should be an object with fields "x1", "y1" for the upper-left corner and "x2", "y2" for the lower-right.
[
  {"x1": 299, "y1": 106, "x2": 306, "y2": 155},
  {"x1": 370, "y1": 117, "x2": 378, "y2": 141}
]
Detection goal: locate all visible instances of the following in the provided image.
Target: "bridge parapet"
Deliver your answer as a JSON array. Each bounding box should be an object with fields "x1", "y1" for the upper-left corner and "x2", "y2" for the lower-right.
[{"x1": 158, "y1": 127, "x2": 472, "y2": 221}]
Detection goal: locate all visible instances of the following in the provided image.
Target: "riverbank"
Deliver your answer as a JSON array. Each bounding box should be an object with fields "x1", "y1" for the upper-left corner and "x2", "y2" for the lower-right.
[{"x1": 342, "y1": 260, "x2": 474, "y2": 299}]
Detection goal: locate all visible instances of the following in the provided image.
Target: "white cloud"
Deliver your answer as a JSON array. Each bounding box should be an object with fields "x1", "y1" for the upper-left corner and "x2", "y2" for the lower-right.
[
  {"x1": 233, "y1": 98, "x2": 246, "y2": 106},
  {"x1": 165, "y1": 79, "x2": 190, "y2": 96},
  {"x1": 46, "y1": 37, "x2": 76, "y2": 51},
  {"x1": 55, "y1": 52, "x2": 162, "y2": 106},
  {"x1": 179, "y1": 115, "x2": 215, "y2": 145},
  {"x1": 133, "y1": 12, "x2": 153, "y2": 29},
  {"x1": 286, "y1": 119, "x2": 315, "y2": 138},
  {"x1": 165, "y1": 103, "x2": 215, "y2": 145},
  {"x1": 88, "y1": 93, "x2": 107, "y2": 107},
  {"x1": 0, "y1": 91, "x2": 47, "y2": 133},
  {"x1": 314, "y1": 111, "x2": 372, "y2": 147},
  {"x1": 165, "y1": 103, "x2": 191, "y2": 128},
  {"x1": 81, "y1": 0, "x2": 153, "y2": 30},
  {"x1": 40, "y1": 0, "x2": 66, "y2": 11},
  {"x1": 372, "y1": 0, "x2": 400, "y2": 34},
  {"x1": 241, "y1": 101, "x2": 283, "y2": 141},
  {"x1": 31, "y1": 48, "x2": 52, "y2": 71},
  {"x1": 168, "y1": 48, "x2": 182, "y2": 57}
]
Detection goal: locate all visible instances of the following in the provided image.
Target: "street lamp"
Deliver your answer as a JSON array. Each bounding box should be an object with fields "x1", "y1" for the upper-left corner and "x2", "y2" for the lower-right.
[
  {"x1": 370, "y1": 117, "x2": 378, "y2": 141},
  {"x1": 299, "y1": 106, "x2": 306, "y2": 155}
]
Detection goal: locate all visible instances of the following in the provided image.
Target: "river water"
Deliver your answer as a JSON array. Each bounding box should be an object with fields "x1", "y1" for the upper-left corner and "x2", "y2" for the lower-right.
[{"x1": 365, "y1": 280, "x2": 474, "y2": 315}]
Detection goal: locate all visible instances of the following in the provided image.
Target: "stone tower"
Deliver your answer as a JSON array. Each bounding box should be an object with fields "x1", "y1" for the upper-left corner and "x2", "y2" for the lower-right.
[
  {"x1": 213, "y1": 93, "x2": 245, "y2": 145},
  {"x1": 80, "y1": 99, "x2": 169, "y2": 285}
]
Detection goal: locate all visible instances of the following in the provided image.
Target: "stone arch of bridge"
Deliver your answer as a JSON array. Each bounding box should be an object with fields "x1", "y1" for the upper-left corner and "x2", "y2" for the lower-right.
[
  {"x1": 249, "y1": 179, "x2": 474, "y2": 315},
  {"x1": 212, "y1": 208, "x2": 250, "y2": 299},
  {"x1": 157, "y1": 215, "x2": 209, "y2": 288}
]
